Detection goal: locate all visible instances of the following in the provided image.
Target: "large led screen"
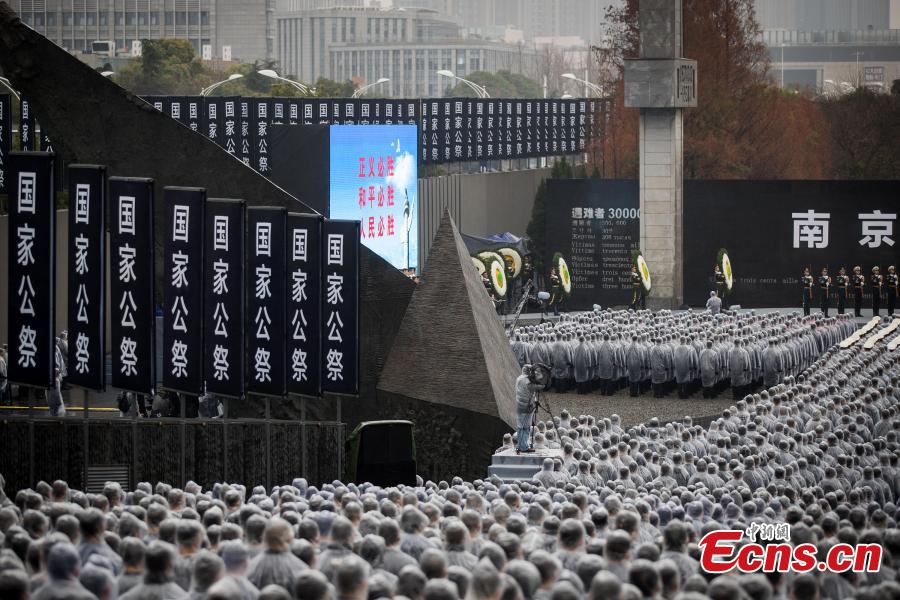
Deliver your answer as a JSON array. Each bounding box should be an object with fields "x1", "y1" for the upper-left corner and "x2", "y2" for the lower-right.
[{"x1": 329, "y1": 125, "x2": 418, "y2": 271}]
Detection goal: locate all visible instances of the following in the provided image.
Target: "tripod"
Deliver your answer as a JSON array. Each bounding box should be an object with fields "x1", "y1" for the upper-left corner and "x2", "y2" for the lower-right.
[{"x1": 527, "y1": 364, "x2": 560, "y2": 451}]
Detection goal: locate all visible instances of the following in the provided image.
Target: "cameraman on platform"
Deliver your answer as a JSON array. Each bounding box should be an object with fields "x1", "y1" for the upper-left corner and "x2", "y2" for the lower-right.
[{"x1": 515, "y1": 364, "x2": 546, "y2": 453}]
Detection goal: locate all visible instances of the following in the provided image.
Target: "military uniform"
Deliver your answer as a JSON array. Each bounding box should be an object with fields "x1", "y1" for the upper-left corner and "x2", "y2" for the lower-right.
[
  {"x1": 852, "y1": 271, "x2": 865, "y2": 317},
  {"x1": 714, "y1": 271, "x2": 728, "y2": 309},
  {"x1": 887, "y1": 269, "x2": 898, "y2": 316},
  {"x1": 872, "y1": 271, "x2": 884, "y2": 316},
  {"x1": 818, "y1": 273, "x2": 831, "y2": 316},
  {"x1": 630, "y1": 272, "x2": 645, "y2": 310},
  {"x1": 801, "y1": 273, "x2": 813, "y2": 316},
  {"x1": 835, "y1": 272, "x2": 848, "y2": 315}
]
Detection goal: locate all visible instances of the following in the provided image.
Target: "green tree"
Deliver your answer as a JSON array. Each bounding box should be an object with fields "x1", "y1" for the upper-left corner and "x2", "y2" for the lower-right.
[
  {"x1": 525, "y1": 158, "x2": 578, "y2": 269},
  {"x1": 116, "y1": 39, "x2": 216, "y2": 95},
  {"x1": 312, "y1": 77, "x2": 356, "y2": 97},
  {"x1": 446, "y1": 70, "x2": 541, "y2": 98}
]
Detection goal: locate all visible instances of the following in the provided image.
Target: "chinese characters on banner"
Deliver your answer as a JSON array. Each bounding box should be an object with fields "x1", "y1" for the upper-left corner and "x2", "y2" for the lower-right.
[
  {"x1": 163, "y1": 187, "x2": 206, "y2": 395},
  {"x1": 168, "y1": 97, "x2": 187, "y2": 126},
  {"x1": 187, "y1": 98, "x2": 202, "y2": 133},
  {"x1": 7, "y1": 152, "x2": 56, "y2": 387},
  {"x1": 287, "y1": 213, "x2": 322, "y2": 397},
  {"x1": 240, "y1": 100, "x2": 252, "y2": 166},
  {"x1": 0, "y1": 94, "x2": 9, "y2": 194},
  {"x1": 322, "y1": 220, "x2": 359, "y2": 396},
  {"x1": 251, "y1": 98, "x2": 271, "y2": 175},
  {"x1": 205, "y1": 199, "x2": 245, "y2": 396},
  {"x1": 222, "y1": 97, "x2": 239, "y2": 158},
  {"x1": 205, "y1": 97, "x2": 223, "y2": 145},
  {"x1": 246, "y1": 207, "x2": 286, "y2": 396},
  {"x1": 109, "y1": 177, "x2": 156, "y2": 394},
  {"x1": 357, "y1": 152, "x2": 399, "y2": 241},
  {"x1": 791, "y1": 209, "x2": 896, "y2": 250},
  {"x1": 19, "y1": 99, "x2": 34, "y2": 151},
  {"x1": 67, "y1": 165, "x2": 107, "y2": 390}
]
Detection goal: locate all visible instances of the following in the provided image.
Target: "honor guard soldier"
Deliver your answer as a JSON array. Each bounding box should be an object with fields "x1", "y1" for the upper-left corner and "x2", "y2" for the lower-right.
[
  {"x1": 871, "y1": 266, "x2": 884, "y2": 316},
  {"x1": 886, "y1": 265, "x2": 898, "y2": 316},
  {"x1": 714, "y1": 264, "x2": 728, "y2": 309},
  {"x1": 852, "y1": 266, "x2": 865, "y2": 317},
  {"x1": 801, "y1": 267, "x2": 814, "y2": 316},
  {"x1": 630, "y1": 265, "x2": 645, "y2": 311},
  {"x1": 548, "y1": 267, "x2": 562, "y2": 316},
  {"x1": 835, "y1": 266, "x2": 848, "y2": 315},
  {"x1": 818, "y1": 267, "x2": 831, "y2": 316}
]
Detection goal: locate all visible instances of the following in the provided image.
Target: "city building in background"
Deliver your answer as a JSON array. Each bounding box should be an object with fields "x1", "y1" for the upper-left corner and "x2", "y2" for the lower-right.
[
  {"x1": 275, "y1": 5, "x2": 538, "y2": 97},
  {"x1": 755, "y1": 0, "x2": 891, "y2": 31},
  {"x1": 754, "y1": 0, "x2": 900, "y2": 93},
  {"x1": 9, "y1": 0, "x2": 275, "y2": 63}
]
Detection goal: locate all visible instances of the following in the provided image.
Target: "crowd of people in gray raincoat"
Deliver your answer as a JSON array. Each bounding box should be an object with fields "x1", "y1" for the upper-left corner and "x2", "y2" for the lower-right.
[
  {"x1": 0, "y1": 315, "x2": 897, "y2": 600},
  {"x1": 509, "y1": 310, "x2": 857, "y2": 400}
]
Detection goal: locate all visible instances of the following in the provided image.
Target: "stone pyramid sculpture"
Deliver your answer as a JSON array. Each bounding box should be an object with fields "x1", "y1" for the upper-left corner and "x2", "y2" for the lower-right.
[{"x1": 378, "y1": 210, "x2": 520, "y2": 428}]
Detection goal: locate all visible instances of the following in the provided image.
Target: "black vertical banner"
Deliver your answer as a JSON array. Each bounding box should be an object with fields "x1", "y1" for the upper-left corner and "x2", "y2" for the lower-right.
[
  {"x1": 240, "y1": 100, "x2": 251, "y2": 166},
  {"x1": 205, "y1": 199, "x2": 245, "y2": 396},
  {"x1": 168, "y1": 96, "x2": 187, "y2": 125},
  {"x1": 474, "y1": 100, "x2": 485, "y2": 160},
  {"x1": 524, "y1": 100, "x2": 534, "y2": 157},
  {"x1": 222, "y1": 97, "x2": 239, "y2": 158},
  {"x1": 252, "y1": 99, "x2": 271, "y2": 175},
  {"x1": 331, "y1": 100, "x2": 341, "y2": 124},
  {"x1": 187, "y1": 97, "x2": 202, "y2": 133},
  {"x1": 67, "y1": 165, "x2": 106, "y2": 391},
  {"x1": 405, "y1": 100, "x2": 418, "y2": 126},
  {"x1": 109, "y1": 177, "x2": 156, "y2": 394},
  {"x1": 464, "y1": 99, "x2": 475, "y2": 160},
  {"x1": 163, "y1": 187, "x2": 205, "y2": 396},
  {"x1": 341, "y1": 99, "x2": 357, "y2": 124},
  {"x1": 452, "y1": 99, "x2": 464, "y2": 161},
  {"x1": 500, "y1": 100, "x2": 513, "y2": 158},
  {"x1": 246, "y1": 207, "x2": 286, "y2": 396},
  {"x1": 0, "y1": 94, "x2": 10, "y2": 193},
  {"x1": 440, "y1": 99, "x2": 451, "y2": 163},
  {"x1": 7, "y1": 152, "x2": 55, "y2": 388},
  {"x1": 315, "y1": 99, "x2": 330, "y2": 124},
  {"x1": 514, "y1": 100, "x2": 524, "y2": 158},
  {"x1": 302, "y1": 99, "x2": 314, "y2": 125},
  {"x1": 322, "y1": 219, "x2": 359, "y2": 396},
  {"x1": 419, "y1": 100, "x2": 430, "y2": 163},
  {"x1": 577, "y1": 99, "x2": 587, "y2": 152},
  {"x1": 271, "y1": 99, "x2": 286, "y2": 128},
  {"x1": 19, "y1": 99, "x2": 34, "y2": 151},
  {"x1": 486, "y1": 100, "x2": 497, "y2": 160},
  {"x1": 425, "y1": 99, "x2": 438, "y2": 163},
  {"x1": 287, "y1": 213, "x2": 322, "y2": 397},
  {"x1": 359, "y1": 100, "x2": 372, "y2": 125},
  {"x1": 548, "y1": 100, "x2": 557, "y2": 153},
  {"x1": 205, "y1": 97, "x2": 223, "y2": 147}
]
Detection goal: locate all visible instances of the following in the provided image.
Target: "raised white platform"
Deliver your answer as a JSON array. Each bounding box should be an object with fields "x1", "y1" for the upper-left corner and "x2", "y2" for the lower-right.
[{"x1": 487, "y1": 447, "x2": 564, "y2": 481}]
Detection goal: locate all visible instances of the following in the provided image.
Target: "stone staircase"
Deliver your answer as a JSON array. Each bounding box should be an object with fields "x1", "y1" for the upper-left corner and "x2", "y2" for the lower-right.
[{"x1": 487, "y1": 448, "x2": 564, "y2": 481}]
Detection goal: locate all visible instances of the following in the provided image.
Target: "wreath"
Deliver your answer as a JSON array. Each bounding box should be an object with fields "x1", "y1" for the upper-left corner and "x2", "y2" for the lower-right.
[
  {"x1": 471, "y1": 256, "x2": 486, "y2": 276},
  {"x1": 498, "y1": 247, "x2": 522, "y2": 279},
  {"x1": 717, "y1": 248, "x2": 733, "y2": 292},
  {"x1": 489, "y1": 260, "x2": 507, "y2": 297},
  {"x1": 632, "y1": 250, "x2": 652, "y2": 294},
  {"x1": 553, "y1": 252, "x2": 572, "y2": 296}
]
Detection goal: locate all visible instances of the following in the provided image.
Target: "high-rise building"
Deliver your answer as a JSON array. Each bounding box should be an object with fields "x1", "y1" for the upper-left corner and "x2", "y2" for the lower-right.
[
  {"x1": 275, "y1": 5, "x2": 536, "y2": 97},
  {"x1": 754, "y1": 0, "x2": 891, "y2": 31},
  {"x1": 9, "y1": 0, "x2": 274, "y2": 63},
  {"x1": 392, "y1": 0, "x2": 612, "y2": 44}
]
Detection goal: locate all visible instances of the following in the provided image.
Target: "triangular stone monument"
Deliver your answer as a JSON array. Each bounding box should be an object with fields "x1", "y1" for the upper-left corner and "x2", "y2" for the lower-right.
[{"x1": 378, "y1": 211, "x2": 520, "y2": 428}]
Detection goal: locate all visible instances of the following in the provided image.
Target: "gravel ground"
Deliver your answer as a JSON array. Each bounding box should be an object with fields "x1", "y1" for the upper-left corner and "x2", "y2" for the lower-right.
[{"x1": 537, "y1": 386, "x2": 736, "y2": 429}]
